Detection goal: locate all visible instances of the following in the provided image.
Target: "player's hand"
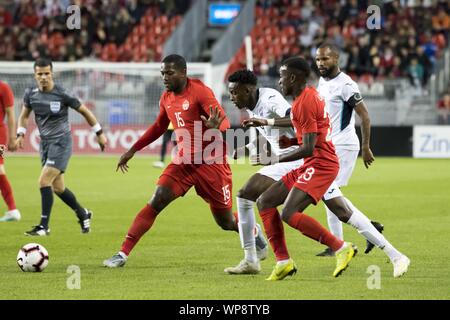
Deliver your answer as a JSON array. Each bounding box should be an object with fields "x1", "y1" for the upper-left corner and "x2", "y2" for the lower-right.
[
  {"x1": 96, "y1": 133, "x2": 107, "y2": 152},
  {"x1": 232, "y1": 146, "x2": 246, "y2": 159},
  {"x1": 0, "y1": 144, "x2": 5, "y2": 158},
  {"x1": 117, "y1": 149, "x2": 135, "y2": 173},
  {"x1": 7, "y1": 138, "x2": 17, "y2": 152},
  {"x1": 279, "y1": 135, "x2": 292, "y2": 149},
  {"x1": 16, "y1": 136, "x2": 25, "y2": 149},
  {"x1": 361, "y1": 145, "x2": 375, "y2": 169},
  {"x1": 242, "y1": 118, "x2": 267, "y2": 128},
  {"x1": 200, "y1": 105, "x2": 226, "y2": 129}
]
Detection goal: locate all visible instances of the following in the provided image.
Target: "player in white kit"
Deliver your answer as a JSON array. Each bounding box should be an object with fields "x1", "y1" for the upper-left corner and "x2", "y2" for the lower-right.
[
  {"x1": 315, "y1": 43, "x2": 384, "y2": 256},
  {"x1": 224, "y1": 70, "x2": 305, "y2": 274}
]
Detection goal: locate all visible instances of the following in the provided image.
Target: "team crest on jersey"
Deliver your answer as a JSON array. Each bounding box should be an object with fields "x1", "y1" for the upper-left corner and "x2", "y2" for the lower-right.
[
  {"x1": 50, "y1": 101, "x2": 61, "y2": 113},
  {"x1": 182, "y1": 100, "x2": 190, "y2": 110}
]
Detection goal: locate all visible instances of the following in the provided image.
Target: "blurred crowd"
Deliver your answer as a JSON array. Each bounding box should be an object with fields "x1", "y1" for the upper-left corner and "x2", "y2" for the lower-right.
[
  {"x1": 0, "y1": 0, "x2": 190, "y2": 62},
  {"x1": 227, "y1": 0, "x2": 450, "y2": 90}
]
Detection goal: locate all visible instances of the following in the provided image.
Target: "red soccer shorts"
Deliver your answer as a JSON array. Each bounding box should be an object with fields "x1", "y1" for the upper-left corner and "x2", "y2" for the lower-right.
[
  {"x1": 157, "y1": 161, "x2": 233, "y2": 210},
  {"x1": 281, "y1": 159, "x2": 339, "y2": 204}
]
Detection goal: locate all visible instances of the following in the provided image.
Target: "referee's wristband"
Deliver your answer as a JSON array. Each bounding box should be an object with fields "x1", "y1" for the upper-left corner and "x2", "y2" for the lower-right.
[
  {"x1": 91, "y1": 123, "x2": 103, "y2": 136},
  {"x1": 17, "y1": 127, "x2": 26, "y2": 137},
  {"x1": 266, "y1": 118, "x2": 275, "y2": 126}
]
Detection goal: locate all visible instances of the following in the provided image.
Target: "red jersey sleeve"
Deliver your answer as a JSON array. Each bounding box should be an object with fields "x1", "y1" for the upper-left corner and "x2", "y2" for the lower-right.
[
  {"x1": 132, "y1": 99, "x2": 170, "y2": 151},
  {"x1": 298, "y1": 90, "x2": 320, "y2": 134},
  {"x1": 196, "y1": 84, "x2": 230, "y2": 131},
  {"x1": 0, "y1": 82, "x2": 14, "y2": 109}
]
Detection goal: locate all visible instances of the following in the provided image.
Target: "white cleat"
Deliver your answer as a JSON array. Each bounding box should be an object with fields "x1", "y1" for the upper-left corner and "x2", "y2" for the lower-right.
[
  {"x1": 103, "y1": 252, "x2": 127, "y2": 268},
  {"x1": 0, "y1": 209, "x2": 21, "y2": 222},
  {"x1": 393, "y1": 255, "x2": 410, "y2": 278},
  {"x1": 224, "y1": 259, "x2": 261, "y2": 275},
  {"x1": 152, "y1": 161, "x2": 165, "y2": 168}
]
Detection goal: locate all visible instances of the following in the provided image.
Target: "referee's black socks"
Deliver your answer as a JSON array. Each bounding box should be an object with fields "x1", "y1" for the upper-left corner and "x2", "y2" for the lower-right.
[
  {"x1": 56, "y1": 188, "x2": 86, "y2": 221},
  {"x1": 39, "y1": 186, "x2": 54, "y2": 229}
]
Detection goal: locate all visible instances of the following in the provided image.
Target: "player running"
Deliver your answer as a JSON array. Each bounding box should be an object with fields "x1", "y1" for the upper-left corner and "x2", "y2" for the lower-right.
[
  {"x1": 255, "y1": 57, "x2": 356, "y2": 280},
  {"x1": 103, "y1": 54, "x2": 266, "y2": 268},
  {"x1": 16, "y1": 58, "x2": 107, "y2": 235},
  {"x1": 315, "y1": 43, "x2": 383, "y2": 256},
  {"x1": 224, "y1": 70, "x2": 300, "y2": 274},
  {"x1": 0, "y1": 81, "x2": 20, "y2": 222}
]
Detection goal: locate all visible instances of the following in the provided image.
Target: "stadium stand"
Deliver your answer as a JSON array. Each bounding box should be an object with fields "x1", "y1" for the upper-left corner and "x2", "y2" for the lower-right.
[
  {"x1": 0, "y1": 0, "x2": 190, "y2": 62},
  {"x1": 226, "y1": 0, "x2": 449, "y2": 93}
]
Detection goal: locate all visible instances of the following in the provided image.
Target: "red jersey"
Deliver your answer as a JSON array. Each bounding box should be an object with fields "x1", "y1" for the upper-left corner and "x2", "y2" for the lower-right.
[
  {"x1": 290, "y1": 86, "x2": 338, "y2": 166},
  {"x1": 0, "y1": 81, "x2": 14, "y2": 126},
  {"x1": 133, "y1": 78, "x2": 230, "y2": 163}
]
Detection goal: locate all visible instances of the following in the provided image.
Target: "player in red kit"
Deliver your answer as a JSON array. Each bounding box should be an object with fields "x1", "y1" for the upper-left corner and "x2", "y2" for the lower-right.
[
  {"x1": 255, "y1": 57, "x2": 356, "y2": 280},
  {"x1": 0, "y1": 81, "x2": 20, "y2": 222},
  {"x1": 103, "y1": 54, "x2": 266, "y2": 268}
]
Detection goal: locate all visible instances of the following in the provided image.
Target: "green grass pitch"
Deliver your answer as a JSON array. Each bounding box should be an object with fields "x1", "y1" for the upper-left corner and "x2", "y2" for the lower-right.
[{"x1": 0, "y1": 155, "x2": 449, "y2": 300}]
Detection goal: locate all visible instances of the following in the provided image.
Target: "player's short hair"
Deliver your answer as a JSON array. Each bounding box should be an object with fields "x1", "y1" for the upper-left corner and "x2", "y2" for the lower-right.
[
  {"x1": 162, "y1": 54, "x2": 187, "y2": 71},
  {"x1": 281, "y1": 57, "x2": 310, "y2": 78},
  {"x1": 34, "y1": 58, "x2": 53, "y2": 70},
  {"x1": 228, "y1": 69, "x2": 258, "y2": 86},
  {"x1": 317, "y1": 42, "x2": 341, "y2": 57}
]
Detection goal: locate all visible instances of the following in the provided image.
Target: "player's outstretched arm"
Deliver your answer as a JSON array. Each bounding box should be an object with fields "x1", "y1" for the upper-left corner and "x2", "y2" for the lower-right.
[
  {"x1": 354, "y1": 101, "x2": 375, "y2": 168},
  {"x1": 16, "y1": 105, "x2": 32, "y2": 149},
  {"x1": 77, "y1": 104, "x2": 107, "y2": 151},
  {"x1": 242, "y1": 116, "x2": 292, "y2": 128}
]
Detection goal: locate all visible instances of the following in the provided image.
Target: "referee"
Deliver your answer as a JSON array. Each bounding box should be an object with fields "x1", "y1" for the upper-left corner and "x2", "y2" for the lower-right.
[{"x1": 16, "y1": 58, "x2": 107, "y2": 236}]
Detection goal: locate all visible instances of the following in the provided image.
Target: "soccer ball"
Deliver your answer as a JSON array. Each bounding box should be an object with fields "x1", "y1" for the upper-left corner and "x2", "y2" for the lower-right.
[{"x1": 17, "y1": 243, "x2": 49, "y2": 272}]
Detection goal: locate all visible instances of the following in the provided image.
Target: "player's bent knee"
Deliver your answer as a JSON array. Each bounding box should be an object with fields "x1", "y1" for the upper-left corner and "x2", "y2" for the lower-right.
[
  {"x1": 256, "y1": 194, "x2": 273, "y2": 211},
  {"x1": 150, "y1": 186, "x2": 176, "y2": 212},
  {"x1": 237, "y1": 188, "x2": 258, "y2": 202},
  {"x1": 280, "y1": 208, "x2": 295, "y2": 223}
]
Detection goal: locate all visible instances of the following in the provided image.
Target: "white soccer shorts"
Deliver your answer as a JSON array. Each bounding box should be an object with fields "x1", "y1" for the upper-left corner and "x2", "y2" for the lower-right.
[
  {"x1": 334, "y1": 148, "x2": 359, "y2": 187},
  {"x1": 257, "y1": 159, "x2": 304, "y2": 181}
]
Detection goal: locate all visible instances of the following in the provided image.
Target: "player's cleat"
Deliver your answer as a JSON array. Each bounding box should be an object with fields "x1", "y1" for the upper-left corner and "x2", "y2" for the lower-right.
[
  {"x1": 79, "y1": 209, "x2": 92, "y2": 234},
  {"x1": 392, "y1": 255, "x2": 410, "y2": 278},
  {"x1": 316, "y1": 247, "x2": 335, "y2": 257},
  {"x1": 0, "y1": 209, "x2": 21, "y2": 222},
  {"x1": 255, "y1": 223, "x2": 268, "y2": 261},
  {"x1": 265, "y1": 258, "x2": 297, "y2": 281},
  {"x1": 24, "y1": 225, "x2": 50, "y2": 236},
  {"x1": 103, "y1": 252, "x2": 127, "y2": 268},
  {"x1": 224, "y1": 259, "x2": 261, "y2": 275},
  {"x1": 333, "y1": 242, "x2": 356, "y2": 277},
  {"x1": 152, "y1": 161, "x2": 165, "y2": 168},
  {"x1": 365, "y1": 221, "x2": 384, "y2": 254}
]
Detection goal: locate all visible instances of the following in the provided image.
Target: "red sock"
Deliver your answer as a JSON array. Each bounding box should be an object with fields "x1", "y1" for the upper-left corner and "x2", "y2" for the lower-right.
[
  {"x1": 259, "y1": 208, "x2": 290, "y2": 261},
  {"x1": 288, "y1": 212, "x2": 344, "y2": 252},
  {"x1": 0, "y1": 175, "x2": 16, "y2": 210},
  {"x1": 121, "y1": 204, "x2": 158, "y2": 256}
]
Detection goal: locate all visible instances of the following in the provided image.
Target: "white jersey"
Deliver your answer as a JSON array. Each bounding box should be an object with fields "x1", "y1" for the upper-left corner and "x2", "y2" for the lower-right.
[
  {"x1": 317, "y1": 72, "x2": 362, "y2": 150},
  {"x1": 246, "y1": 88, "x2": 298, "y2": 156}
]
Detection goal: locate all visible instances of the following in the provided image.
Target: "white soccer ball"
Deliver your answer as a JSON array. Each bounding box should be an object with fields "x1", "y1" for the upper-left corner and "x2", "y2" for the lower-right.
[{"x1": 17, "y1": 243, "x2": 49, "y2": 272}]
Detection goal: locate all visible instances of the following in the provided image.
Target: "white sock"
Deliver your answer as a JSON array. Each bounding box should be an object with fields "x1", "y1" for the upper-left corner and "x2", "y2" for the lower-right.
[
  {"x1": 236, "y1": 197, "x2": 257, "y2": 263},
  {"x1": 276, "y1": 259, "x2": 290, "y2": 266},
  {"x1": 345, "y1": 198, "x2": 402, "y2": 261},
  {"x1": 326, "y1": 205, "x2": 344, "y2": 240},
  {"x1": 118, "y1": 251, "x2": 128, "y2": 259}
]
